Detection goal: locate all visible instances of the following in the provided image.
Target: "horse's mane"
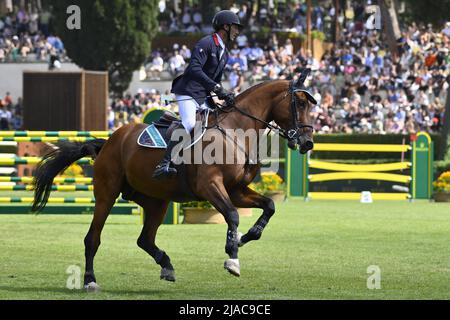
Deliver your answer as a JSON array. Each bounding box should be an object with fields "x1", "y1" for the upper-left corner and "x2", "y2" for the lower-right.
[{"x1": 235, "y1": 80, "x2": 283, "y2": 103}]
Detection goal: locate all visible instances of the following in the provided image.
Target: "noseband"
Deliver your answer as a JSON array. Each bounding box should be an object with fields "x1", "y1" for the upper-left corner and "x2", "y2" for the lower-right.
[{"x1": 283, "y1": 80, "x2": 314, "y2": 143}]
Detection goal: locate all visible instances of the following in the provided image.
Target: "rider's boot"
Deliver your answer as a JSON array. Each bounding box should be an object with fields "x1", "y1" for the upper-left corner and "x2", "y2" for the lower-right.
[
  {"x1": 152, "y1": 123, "x2": 186, "y2": 180},
  {"x1": 152, "y1": 138, "x2": 179, "y2": 180}
]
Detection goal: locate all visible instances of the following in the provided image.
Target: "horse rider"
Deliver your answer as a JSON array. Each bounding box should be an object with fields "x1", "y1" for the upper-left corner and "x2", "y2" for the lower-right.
[{"x1": 152, "y1": 10, "x2": 244, "y2": 180}]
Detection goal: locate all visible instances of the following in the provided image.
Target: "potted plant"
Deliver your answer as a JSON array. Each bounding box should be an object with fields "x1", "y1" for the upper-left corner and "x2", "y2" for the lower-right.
[
  {"x1": 433, "y1": 171, "x2": 450, "y2": 202},
  {"x1": 182, "y1": 201, "x2": 224, "y2": 224},
  {"x1": 250, "y1": 172, "x2": 286, "y2": 202}
]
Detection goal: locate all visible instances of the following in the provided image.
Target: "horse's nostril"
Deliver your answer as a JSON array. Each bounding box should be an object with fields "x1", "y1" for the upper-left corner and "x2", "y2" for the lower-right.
[
  {"x1": 288, "y1": 140, "x2": 297, "y2": 150},
  {"x1": 305, "y1": 140, "x2": 314, "y2": 150}
]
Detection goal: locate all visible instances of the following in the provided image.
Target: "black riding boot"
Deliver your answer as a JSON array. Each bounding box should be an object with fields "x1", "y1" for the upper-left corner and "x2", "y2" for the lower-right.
[{"x1": 152, "y1": 138, "x2": 179, "y2": 180}]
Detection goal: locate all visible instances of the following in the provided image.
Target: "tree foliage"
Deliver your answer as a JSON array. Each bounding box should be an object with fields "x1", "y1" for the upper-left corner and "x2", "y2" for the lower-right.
[
  {"x1": 49, "y1": 0, "x2": 159, "y2": 96},
  {"x1": 402, "y1": 0, "x2": 450, "y2": 27}
]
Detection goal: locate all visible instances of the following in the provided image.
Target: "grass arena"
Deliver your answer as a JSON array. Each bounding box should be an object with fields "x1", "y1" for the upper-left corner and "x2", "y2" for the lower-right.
[{"x1": 1, "y1": 200, "x2": 449, "y2": 300}]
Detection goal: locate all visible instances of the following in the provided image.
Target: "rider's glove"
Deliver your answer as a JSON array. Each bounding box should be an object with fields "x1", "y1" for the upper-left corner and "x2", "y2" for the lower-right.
[{"x1": 213, "y1": 84, "x2": 235, "y2": 105}]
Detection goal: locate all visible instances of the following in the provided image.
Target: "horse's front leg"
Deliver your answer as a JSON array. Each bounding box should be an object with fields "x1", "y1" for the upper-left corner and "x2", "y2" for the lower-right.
[
  {"x1": 201, "y1": 177, "x2": 241, "y2": 277},
  {"x1": 230, "y1": 186, "x2": 275, "y2": 247}
]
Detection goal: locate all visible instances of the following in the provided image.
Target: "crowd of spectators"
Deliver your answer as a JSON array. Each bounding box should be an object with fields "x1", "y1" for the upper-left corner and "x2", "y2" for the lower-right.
[
  {"x1": 159, "y1": 3, "x2": 206, "y2": 34},
  {"x1": 147, "y1": 2, "x2": 449, "y2": 135},
  {"x1": 159, "y1": 2, "x2": 333, "y2": 35},
  {"x1": 0, "y1": 92, "x2": 22, "y2": 130},
  {"x1": 306, "y1": 21, "x2": 449, "y2": 134},
  {"x1": 108, "y1": 88, "x2": 176, "y2": 131},
  {"x1": 0, "y1": 6, "x2": 65, "y2": 63},
  {"x1": 1, "y1": 2, "x2": 448, "y2": 136}
]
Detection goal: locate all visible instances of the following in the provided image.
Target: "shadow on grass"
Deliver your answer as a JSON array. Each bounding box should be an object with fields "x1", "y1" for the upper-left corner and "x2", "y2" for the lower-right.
[
  {"x1": 0, "y1": 285, "x2": 83, "y2": 295},
  {"x1": 0, "y1": 285, "x2": 170, "y2": 297}
]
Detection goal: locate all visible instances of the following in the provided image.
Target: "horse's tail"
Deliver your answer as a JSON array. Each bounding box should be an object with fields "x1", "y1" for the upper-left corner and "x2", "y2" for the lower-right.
[{"x1": 31, "y1": 139, "x2": 107, "y2": 212}]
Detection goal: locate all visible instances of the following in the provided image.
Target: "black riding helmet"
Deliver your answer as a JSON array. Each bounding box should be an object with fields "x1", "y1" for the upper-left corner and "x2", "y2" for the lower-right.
[{"x1": 212, "y1": 10, "x2": 244, "y2": 32}]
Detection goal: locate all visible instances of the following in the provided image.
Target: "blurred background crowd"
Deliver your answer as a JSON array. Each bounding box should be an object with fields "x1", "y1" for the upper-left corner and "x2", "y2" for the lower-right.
[
  {"x1": 0, "y1": 6, "x2": 64, "y2": 63},
  {"x1": 0, "y1": 0, "x2": 449, "y2": 136}
]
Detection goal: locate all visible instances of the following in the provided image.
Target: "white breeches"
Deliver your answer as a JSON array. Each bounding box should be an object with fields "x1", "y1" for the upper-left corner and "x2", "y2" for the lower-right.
[{"x1": 176, "y1": 95, "x2": 208, "y2": 133}]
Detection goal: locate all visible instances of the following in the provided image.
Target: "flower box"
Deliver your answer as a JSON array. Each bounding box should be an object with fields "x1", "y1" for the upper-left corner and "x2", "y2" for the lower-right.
[
  {"x1": 265, "y1": 191, "x2": 286, "y2": 202},
  {"x1": 433, "y1": 192, "x2": 450, "y2": 203},
  {"x1": 183, "y1": 207, "x2": 225, "y2": 224},
  {"x1": 183, "y1": 207, "x2": 253, "y2": 224},
  {"x1": 433, "y1": 171, "x2": 450, "y2": 203}
]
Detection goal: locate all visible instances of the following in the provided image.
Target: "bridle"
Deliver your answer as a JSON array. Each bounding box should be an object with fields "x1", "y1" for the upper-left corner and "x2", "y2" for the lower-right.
[
  {"x1": 283, "y1": 80, "x2": 315, "y2": 142},
  {"x1": 216, "y1": 79, "x2": 315, "y2": 146}
]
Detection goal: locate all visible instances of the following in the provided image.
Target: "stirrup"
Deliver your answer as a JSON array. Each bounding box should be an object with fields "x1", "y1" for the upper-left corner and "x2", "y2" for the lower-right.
[{"x1": 152, "y1": 161, "x2": 177, "y2": 179}]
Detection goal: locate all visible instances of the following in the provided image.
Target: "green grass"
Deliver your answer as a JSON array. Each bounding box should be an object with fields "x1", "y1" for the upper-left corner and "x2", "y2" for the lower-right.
[{"x1": 1, "y1": 199, "x2": 450, "y2": 300}]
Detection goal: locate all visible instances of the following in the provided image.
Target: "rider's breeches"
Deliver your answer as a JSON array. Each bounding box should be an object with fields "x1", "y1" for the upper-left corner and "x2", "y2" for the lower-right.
[{"x1": 176, "y1": 95, "x2": 207, "y2": 133}]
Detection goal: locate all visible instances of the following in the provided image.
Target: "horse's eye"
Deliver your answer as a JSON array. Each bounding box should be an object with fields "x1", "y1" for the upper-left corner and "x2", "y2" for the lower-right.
[{"x1": 298, "y1": 101, "x2": 307, "y2": 109}]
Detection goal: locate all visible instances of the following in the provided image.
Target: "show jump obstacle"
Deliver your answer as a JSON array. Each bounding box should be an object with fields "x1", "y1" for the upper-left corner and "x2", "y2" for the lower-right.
[{"x1": 285, "y1": 132, "x2": 434, "y2": 200}]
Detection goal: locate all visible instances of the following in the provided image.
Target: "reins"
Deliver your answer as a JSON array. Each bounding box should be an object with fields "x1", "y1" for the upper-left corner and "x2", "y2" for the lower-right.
[{"x1": 208, "y1": 80, "x2": 314, "y2": 144}]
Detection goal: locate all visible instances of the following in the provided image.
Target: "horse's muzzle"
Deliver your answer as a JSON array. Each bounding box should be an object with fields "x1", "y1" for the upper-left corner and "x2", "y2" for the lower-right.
[{"x1": 298, "y1": 136, "x2": 314, "y2": 154}]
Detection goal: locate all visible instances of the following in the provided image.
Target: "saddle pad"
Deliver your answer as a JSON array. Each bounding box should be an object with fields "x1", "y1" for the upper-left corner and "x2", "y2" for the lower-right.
[{"x1": 137, "y1": 124, "x2": 167, "y2": 149}]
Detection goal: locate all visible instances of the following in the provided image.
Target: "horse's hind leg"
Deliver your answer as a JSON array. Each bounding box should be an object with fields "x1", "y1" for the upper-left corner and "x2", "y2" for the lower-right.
[
  {"x1": 83, "y1": 169, "x2": 123, "y2": 291},
  {"x1": 135, "y1": 195, "x2": 175, "y2": 282}
]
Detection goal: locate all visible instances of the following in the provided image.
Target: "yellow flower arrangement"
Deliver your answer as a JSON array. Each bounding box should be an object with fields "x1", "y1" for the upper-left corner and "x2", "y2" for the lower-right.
[
  {"x1": 433, "y1": 171, "x2": 450, "y2": 193},
  {"x1": 261, "y1": 172, "x2": 284, "y2": 192},
  {"x1": 182, "y1": 201, "x2": 213, "y2": 209},
  {"x1": 251, "y1": 172, "x2": 285, "y2": 194},
  {"x1": 62, "y1": 164, "x2": 84, "y2": 177}
]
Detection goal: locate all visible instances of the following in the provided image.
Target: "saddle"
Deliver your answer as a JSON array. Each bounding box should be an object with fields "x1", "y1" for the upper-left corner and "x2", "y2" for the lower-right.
[
  {"x1": 153, "y1": 111, "x2": 180, "y2": 128},
  {"x1": 138, "y1": 109, "x2": 211, "y2": 149}
]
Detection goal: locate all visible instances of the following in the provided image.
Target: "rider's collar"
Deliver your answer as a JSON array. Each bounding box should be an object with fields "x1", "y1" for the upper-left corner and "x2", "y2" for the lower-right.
[{"x1": 213, "y1": 33, "x2": 225, "y2": 49}]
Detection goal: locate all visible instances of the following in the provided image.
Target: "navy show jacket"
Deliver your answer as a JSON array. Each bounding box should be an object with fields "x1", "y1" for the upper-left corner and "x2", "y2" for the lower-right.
[{"x1": 171, "y1": 34, "x2": 229, "y2": 105}]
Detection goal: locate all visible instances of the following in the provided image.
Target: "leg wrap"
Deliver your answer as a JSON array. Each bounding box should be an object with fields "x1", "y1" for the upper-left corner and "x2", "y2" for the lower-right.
[
  {"x1": 225, "y1": 230, "x2": 239, "y2": 257},
  {"x1": 152, "y1": 250, "x2": 165, "y2": 265}
]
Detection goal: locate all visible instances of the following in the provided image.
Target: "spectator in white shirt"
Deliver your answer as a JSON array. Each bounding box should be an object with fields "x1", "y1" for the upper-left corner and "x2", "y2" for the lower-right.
[
  {"x1": 169, "y1": 51, "x2": 185, "y2": 76},
  {"x1": 180, "y1": 45, "x2": 191, "y2": 61},
  {"x1": 0, "y1": 104, "x2": 11, "y2": 130},
  {"x1": 146, "y1": 52, "x2": 164, "y2": 80}
]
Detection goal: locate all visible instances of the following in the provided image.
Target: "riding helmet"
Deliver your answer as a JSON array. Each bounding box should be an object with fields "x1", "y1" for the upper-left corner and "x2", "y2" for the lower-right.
[{"x1": 212, "y1": 10, "x2": 244, "y2": 31}]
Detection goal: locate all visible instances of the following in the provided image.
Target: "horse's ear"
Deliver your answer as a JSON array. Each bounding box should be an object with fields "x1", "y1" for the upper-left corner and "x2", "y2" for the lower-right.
[{"x1": 295, "y1": 68, "x2": 311, "y2": 88}]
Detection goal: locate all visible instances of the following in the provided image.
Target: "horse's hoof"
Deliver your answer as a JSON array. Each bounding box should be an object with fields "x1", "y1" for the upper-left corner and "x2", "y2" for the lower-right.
[
  {"x1": 224, "y1": 259, "x2": 240, "y2": 277},
  {"x1": 237, "y1": 232, "x2": 245, "y2": 247},
  {"x1": 84, "y1": 282, "x2": 101, "y2": 292},
  {"x1": 160, "y1": 268, "x2": 176, "y2": 282}
]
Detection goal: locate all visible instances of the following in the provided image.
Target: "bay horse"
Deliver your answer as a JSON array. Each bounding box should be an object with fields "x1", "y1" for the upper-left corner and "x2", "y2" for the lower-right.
[{"x1": 31, "y1": 70, "x2": 316, "y2": 291}]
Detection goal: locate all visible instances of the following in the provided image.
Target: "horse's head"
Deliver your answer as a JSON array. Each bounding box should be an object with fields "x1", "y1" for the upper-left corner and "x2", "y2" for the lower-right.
[{"x1": 272, "y1": 69, "x2": 316, "y2": 154}]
